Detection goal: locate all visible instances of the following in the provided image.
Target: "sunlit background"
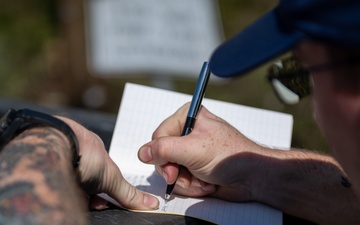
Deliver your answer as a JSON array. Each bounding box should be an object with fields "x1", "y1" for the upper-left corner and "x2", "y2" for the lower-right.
[{"x1": 0, "y1": 0, "x2": 328, "y2": 152}]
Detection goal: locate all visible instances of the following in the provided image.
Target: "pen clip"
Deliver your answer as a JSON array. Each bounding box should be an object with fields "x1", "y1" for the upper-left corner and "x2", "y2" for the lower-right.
[{"x1": 187, "y1": 62, "x2": 211, "y2": 118}]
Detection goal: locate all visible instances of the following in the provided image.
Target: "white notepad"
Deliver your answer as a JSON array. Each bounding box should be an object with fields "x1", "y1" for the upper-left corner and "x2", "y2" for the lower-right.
[{"x1": 108, "y1": 83, "x2": 293, "y2": 225}]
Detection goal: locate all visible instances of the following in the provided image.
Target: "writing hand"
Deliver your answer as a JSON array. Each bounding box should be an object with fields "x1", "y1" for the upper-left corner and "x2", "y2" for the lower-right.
[{"x1": 138, "y1": 103, "x2": 268, "y2": 202}]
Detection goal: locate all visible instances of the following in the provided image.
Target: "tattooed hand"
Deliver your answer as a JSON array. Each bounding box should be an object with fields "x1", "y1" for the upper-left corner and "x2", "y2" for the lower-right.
[
  {"x1": 0, "y1": 126, "x2": 88, "y2": 225},
  {"x1": 0, "y1": 116, "x2": 158, "y2": 225}
]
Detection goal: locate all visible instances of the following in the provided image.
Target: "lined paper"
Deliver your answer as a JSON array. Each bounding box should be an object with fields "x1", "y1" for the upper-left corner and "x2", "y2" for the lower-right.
[{"x1": 108, "y1": 83, "x2": 293, "y2": 225}]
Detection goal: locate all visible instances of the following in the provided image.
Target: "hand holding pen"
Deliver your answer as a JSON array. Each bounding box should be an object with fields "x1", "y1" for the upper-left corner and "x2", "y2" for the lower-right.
[
  {"x1": 164, "y1": 61, "x2": 211, "y2": 200},
  {"x1": 138, "y1": 62, "x2": 257, "y2": 202}
]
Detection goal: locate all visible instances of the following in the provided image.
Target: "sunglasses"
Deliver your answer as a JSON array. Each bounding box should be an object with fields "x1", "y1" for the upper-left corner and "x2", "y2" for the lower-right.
[{"x1": 266, "y1": 55, "x2": 360, "y2": 105}]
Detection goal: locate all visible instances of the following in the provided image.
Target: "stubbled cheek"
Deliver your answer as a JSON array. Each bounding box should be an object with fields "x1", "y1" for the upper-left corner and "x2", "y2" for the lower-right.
[{"x1": 312, "y1": 85, "x2": 331, "y2": 130}]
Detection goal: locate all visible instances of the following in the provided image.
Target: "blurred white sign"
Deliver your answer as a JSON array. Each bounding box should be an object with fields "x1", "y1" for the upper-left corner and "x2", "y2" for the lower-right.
[{"x1": 85, "y1": 0, "x2": 223, "y2": 77}]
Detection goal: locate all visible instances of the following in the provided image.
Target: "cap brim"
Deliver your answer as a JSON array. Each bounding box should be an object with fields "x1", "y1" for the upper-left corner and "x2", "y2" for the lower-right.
[{"x1": 209, "y1": 11, "x2": 305, "y2": 78}]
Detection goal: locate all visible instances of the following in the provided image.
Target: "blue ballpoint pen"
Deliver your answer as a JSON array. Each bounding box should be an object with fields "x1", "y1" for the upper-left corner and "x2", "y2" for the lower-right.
[{"x1": 164, "y1": 61, "x2": 211, "y2": 201}]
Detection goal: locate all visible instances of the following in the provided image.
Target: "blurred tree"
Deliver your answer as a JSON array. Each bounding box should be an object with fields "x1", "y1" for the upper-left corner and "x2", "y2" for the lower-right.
[
  {"x1": 0, "y1": 0, "x2": 57, "y2": 98},
  {"x1": 0, "y1": 0, "x2": 329, "y2": 152}
]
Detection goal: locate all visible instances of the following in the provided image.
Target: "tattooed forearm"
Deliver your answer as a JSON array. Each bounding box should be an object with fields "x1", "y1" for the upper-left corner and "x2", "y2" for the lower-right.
[{"x1": 0, "y1": 127, "x2": 87, "y2": 225}]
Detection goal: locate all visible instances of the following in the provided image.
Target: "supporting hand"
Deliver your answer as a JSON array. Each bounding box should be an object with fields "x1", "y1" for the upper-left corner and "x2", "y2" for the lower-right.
[{"x1": 59, "y1": 117, "x2": 159, "y2": 210}]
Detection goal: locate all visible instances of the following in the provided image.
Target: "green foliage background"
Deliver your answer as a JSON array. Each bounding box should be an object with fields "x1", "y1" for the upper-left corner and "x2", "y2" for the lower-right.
[{"x1": 0, "y1": 0, "x2": 329, "y2": 153}]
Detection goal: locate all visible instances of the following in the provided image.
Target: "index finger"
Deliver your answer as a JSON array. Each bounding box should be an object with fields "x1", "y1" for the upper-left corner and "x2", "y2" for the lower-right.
[{"x1": 151, "y1": 103, "x2": 190, "y2": 139}]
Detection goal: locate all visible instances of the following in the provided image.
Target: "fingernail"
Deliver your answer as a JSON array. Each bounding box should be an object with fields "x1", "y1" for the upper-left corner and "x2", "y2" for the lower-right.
[
  {"x1": 144, "y1": 194, "x2": 159, "y2": 209},
  {"x1": 139, "y1": 146, "x2": 152, "y2": 162},
  {"x1": 176, "y1": 179, "x2": 187, "y2": 188}
]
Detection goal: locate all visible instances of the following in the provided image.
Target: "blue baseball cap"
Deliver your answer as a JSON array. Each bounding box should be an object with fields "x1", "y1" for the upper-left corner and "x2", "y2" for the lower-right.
[{"x1": 209, "y1": 0, "x2": 360, "y2": 78}]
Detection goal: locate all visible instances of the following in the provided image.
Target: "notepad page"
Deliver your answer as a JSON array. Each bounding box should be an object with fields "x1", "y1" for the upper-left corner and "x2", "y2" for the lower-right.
[
  {"x1": 109, "y1": 83, "x2": 293, "y2": 225},
  {"x1": 118, "y1": 171, "x2": 282, "y2": 225}
]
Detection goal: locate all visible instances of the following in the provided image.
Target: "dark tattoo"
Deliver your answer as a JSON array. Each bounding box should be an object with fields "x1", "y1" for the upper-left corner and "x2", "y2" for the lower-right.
[
  {"x1": 0, "y1": 127, "x2": 87, "y2": 225},
  {"x1": 341, "y1": 175, "x2": 352, "y2": 188},
  {"x1": 0, "y1": 182, "x2": 54, "y2": 224}
]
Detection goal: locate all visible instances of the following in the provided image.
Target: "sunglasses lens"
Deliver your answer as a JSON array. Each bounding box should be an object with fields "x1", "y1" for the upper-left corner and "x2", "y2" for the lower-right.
[
  {"x1": 268, "y1": 56, "x2": 311, "y2": 105},
  {"x1": 271, "y1": 79, "x2": 300, "y2": 104}
]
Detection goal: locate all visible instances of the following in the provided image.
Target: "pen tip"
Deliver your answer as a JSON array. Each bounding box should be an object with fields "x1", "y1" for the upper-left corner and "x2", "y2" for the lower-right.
[{"x1": 165, "y1": 194, "x2": 170, "y2": 200}]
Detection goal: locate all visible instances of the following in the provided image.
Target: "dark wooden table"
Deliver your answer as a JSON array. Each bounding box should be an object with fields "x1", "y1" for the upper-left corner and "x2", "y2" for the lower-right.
[{"x1": 88, "y1": 207, "x2": 316, "y2": 225}]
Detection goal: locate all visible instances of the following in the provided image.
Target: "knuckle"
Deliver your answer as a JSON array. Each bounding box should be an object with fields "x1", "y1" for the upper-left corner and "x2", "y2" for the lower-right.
[
  {"x1": 156, "y1": 138, "x2": 172, "y2": 160},
  {"x1": 151, "y1": 129, "x2": 161, "y2": 140}
]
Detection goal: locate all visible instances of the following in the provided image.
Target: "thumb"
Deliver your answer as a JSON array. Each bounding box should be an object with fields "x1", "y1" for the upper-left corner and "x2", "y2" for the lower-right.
[
  {"x1": 138, "y1": 136, "x2": 190, "y2": 166},
  {"x1": 104, "y1": 161, "x2": 159, "y2": 210}
]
